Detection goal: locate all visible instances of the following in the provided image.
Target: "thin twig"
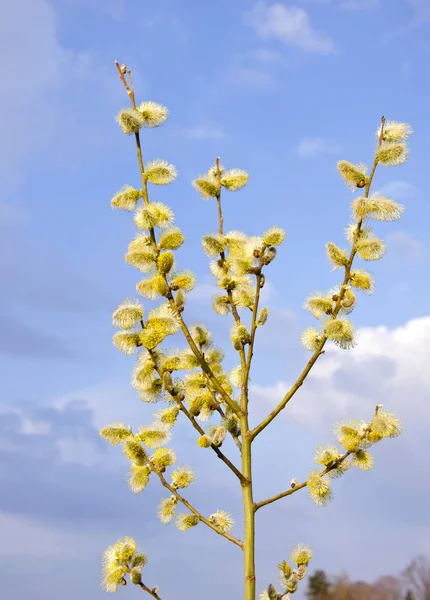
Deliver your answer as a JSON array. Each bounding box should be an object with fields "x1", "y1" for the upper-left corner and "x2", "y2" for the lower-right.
[{"x1": 152, "y1": 462, "x2": 244, "y2": 548}]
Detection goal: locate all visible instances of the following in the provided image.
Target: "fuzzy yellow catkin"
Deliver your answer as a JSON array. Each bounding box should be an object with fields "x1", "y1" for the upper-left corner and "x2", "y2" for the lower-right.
[
  {"x1": 352, "y1": 196, "x2": 404, "y2": 223},
  {"x1": 314, "y1": 443, "x2": 339, "y2": 466},
  {"x1": 175, "y1": 513, "x2": 200, "y2": 531},
  {"x1": 377, "y1": 120, "x2": 412, "y2": 143},
  {"x1": 356, "y1": 237, "x2": 386, "y2": 261},
  {"x1": 337, "y1": 160, "x2": 368, "y2": 190},
  {"x1": 100, "y1": 422, "x2": 131, "y2": 445},
  {"x1": 304, "y1": 293, "x2": 333, "y2": 319},
  {"x1": 301, "y1": 327, "x2": 323, "y2": 351},
  {"x1": 137, "y1": 101, "x2": 168, "y2": 127},
  {"x1": 326, "y1": 242, "x2": 348, "y2": 269},
  {"x1": 112, "y1": 299, "x2": 144, "y2": 329},
  {"x1": 349, "y1": 268, "x2": 375, "y2": 294},
  {"x1": 352, "y1": 449, "x2": 374, "y2": 470},
  {"x1": 290, "y1": 544, "x2": 313, "y2": 566},
  {"x1": 324, "y1": 318, "x2": 355, "y2": 349},
  {"x1": 122, "y1": 435, "x2": 148, "y2": 464},
  {"x1": 128, "y1": 463, "x2": 151, "y2": 493},
  {"x1": 197, "y1": 434, "x2": 212, "y2": 448},
  {"x1": 157, "y1": 251, "x2": 175, "y2": 274},
  {"x1": 202, "y1": 234, "x2": 225, "y2": 256},
  {"x1": 170, "y1": 270, "x2": 196, "y2": 292},
  {"x1": 113, "y1": 331, "x2": 141, "y2": 355},
  {"x1": 221, "y1": 168, "x2": 249, "y2": 191},
  {"x1": 158, "y1": 496, "x2": 178, "y2": 524},
  {"x1": 144, "y1": 159, "x2": 177, "y2": 185},
  {"x1": 208, "y1": 510, "x2": 235, "y2": 532},
  {"x1": 111, "y1": 185, "x2": 141, "y2": 211},
  {"x1": 376, "y1": 143, "x2": 409, "y2": 166},
  {"x1": 134, "y1": 202, "x2": 174, "y2": 230},
  {"x1": 307, "y1": 470, "x2": 333, "y2": 506},
  {"x1": 158, "y1": 226, "x2": 185, "y2": 250},
  {"x1": 151, "y1": 448, "x2": 177, "y2": 469},
  {"x1": 170, "y1": 466, "x2": 195, "y2": 489},
  {"x1": 116, "y1": 108, "x2": 144, "y2": 135},
  {"x1": 262, "y1": 226, "x2": 285, "y2": 247},
  {"x1": 138, "y1": 424, "x2": 172, "y2": 448},
  {"x1": 192, "y1": 174, "x2": 220, "y2": 199}
]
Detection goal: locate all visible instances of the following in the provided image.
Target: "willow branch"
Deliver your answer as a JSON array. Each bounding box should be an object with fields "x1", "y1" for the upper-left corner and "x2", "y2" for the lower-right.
[
  {"x1": 250, "y1": 117, "x2": 387, "y2": 440},
  {"x1": 151, "y1": 462, "x2": 244, "y2": 548},
  {"x1": 254, "y1": 406, "x2": 380, "y2": 511},
  {"x1": 115, "y1": 61, "x2": 240, "y2": 418},
  {"x1": 254, "y1": 451, "x2": 351, "y2": 512}
]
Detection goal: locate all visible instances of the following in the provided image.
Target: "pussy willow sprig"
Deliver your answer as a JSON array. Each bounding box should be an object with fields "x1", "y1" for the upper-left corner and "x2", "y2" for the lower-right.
[{"x1": 99, "y1": 62, "x2": 411, "y2": 600}]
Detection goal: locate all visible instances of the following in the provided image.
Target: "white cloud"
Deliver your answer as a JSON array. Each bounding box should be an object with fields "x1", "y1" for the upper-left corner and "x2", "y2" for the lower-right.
[
  {"x1": 251, "y1": 316, "x2": 430, "y2": 431},
  {"x1": 386, "y1": 231, "x2": 428, "y2": 261},
  {"x1": 245, "y1": 2, "x2": 334, "y2": 54},
  {"x1": 183, "y1": 124, "x2": 226, "y2": 140},
  {"x1": 378, "y1": 180, "x2": 416, "y2": 200},
  {"x1": 297, "y1": 137, "x2": 342, "y2": 158},
  {"x1": 0, "y1": 513, "x2": 102, "y2": 558},
  {"x1": 0, "y1": 0, "x2": 117, "y2": 186}
]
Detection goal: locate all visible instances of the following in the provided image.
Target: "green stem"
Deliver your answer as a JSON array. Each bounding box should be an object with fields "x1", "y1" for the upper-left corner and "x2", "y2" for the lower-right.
[{"x1": 241, "y1": 423, "x2": 256, "y2": 600}]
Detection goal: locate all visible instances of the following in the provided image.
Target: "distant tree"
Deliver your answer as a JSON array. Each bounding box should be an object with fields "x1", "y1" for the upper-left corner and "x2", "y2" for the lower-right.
[
  {"x1": 98, "y1": 61, "x2": 413, "y2": 600},
  {"x1": 405, "y1": 590, "x2": 415, "y2": 600},
  {"x1": 307, "y1": 570, "x2": 331, "y2": 598},
  {"x1": 403, "y1": 556, "x2": 430, "y2": 600}
]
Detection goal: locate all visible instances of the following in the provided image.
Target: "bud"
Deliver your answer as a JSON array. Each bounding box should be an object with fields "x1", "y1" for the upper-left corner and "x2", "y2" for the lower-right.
[
  {"x1": 290, "y1": 478, "x2": 298, "y2": 488},
  {"x1": 257, "y1": 307, "x2": 269, "y2": 326},
  {"x1": 212, "y1": 426, "x2": 227, "y2": 447},
  {"x1": 161, "y1": 371, "x2": 173, "y2": 392},
  {"x1": 262, "y1": 246, "x2": 277, "y2": 265},
  {"x1": 175, "y1": 289, "x2": 187, "y2": 311}
]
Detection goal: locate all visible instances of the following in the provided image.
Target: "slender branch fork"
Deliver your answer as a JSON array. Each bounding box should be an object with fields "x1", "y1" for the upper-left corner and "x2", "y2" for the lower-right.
[{"x1": 249, "y1": 116, "x2": 387, "y2": 441}]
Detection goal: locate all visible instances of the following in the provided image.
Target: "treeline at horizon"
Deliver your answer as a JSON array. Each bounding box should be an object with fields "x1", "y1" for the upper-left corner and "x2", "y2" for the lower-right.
[{"x1": 307, "y1": 555, "x2": 429, "y2": 599}]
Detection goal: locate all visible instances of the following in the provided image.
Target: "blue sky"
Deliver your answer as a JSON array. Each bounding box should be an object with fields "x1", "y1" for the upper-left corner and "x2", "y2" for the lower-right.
[{"x1": 1, "y1": 0, "x2": 429, "y2": 598}]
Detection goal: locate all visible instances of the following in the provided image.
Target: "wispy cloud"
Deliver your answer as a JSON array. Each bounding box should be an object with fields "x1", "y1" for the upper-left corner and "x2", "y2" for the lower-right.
[
  {"x1": 386, "y1": 231, "x2": 428, "y2": 261},
  {"x1": 297, "y1": 137, "x2": 342, "y2": 158},
  {"x1": 182, "y1": 124, "x2": 226, "y2": 140},
  {"x1": 378, "y1": 180, "x2": 416, "y2": 200},
  {"x1": 245, "y1": 2, "x2": 334, "y2": 54}
]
